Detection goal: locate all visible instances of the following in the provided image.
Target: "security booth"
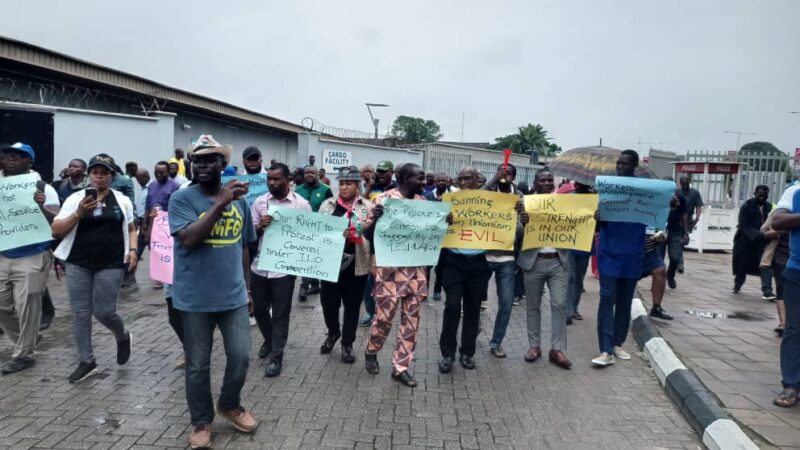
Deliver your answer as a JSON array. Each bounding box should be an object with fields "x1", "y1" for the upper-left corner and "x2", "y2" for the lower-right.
[{"x1": 672, "y1": 161, "x2": 744, "y2": 253}]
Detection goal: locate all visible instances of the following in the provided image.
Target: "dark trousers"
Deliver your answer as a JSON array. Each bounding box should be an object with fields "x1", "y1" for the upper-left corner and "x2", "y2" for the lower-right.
[
  {"x1": 439, "y1": 252, "x2": 490, "y2": 358},
  {"x1": 659, "y1": 233, "x2": 684, "y2": 279},
  {"x1": 166, "y1": 297, "x2": 184, "y2": 343},
  {"x1": 181, "y1": 305, "x2": 250, "y2": 426},
  {"x1": 781, "y1": 268, "x2": 800, "y2": 388},
  {"x1": 41, "y1": 287, "x2": 55, "y2": 320},
  {"x1": 251, "y1": 274, "x2": 295, "y2": 361},
  {"x1": 597, "y1": 276, "x2": 637, "y2": 354},
  {"x1": 735, "y1": 271, "x2": 773, "y2": 295},
  {"x1": 321, "y1": 265, "x2": 367, "y2": 346}
]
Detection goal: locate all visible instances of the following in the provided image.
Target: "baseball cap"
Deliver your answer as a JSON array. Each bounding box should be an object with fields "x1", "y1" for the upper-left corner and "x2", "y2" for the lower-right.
[
  {"x1": 88, "y1": 153, "x2": 116, "y2": 172},
  {"x1": 243, "y1": 146, "x2": 261, "y2": 160},
  {"x1": 1, "y1": 142, "x2": 35, "y2": 160},
  {"x1": 376, "y1": 161, "x2": 394, "y2": 172},
  {"x1": 337, "y1": 166, "x2": 362, "y2": 181}
]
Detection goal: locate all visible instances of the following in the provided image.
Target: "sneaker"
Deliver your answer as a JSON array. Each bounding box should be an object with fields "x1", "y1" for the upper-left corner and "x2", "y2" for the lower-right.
[
  {"x1": 763, "y1": 292, "x2": 777, "y2": 301},
  {"x1": 650, "y1": 306, "x2": 674, "y2": 320},
  {"x1": 216, "y1": 405, "x2": 257, "y2": 433},
  {"x1": 68, "y1": 360, "x2": 99, "y2": 383},
  {"x1": 341, "y1": 345, "x2": 356, "y2": 364},
  {"x1": 667, "y1": 277, "x2": 677, "y2": 289},
  {"x1": 189, "y1": 424, "x2": 212, "y2": 449},
  {"x1": 480, "y1": 301, "x2": 489, "y2": 311},
  {"x1": 1, "y1": 357, "x2": 35, "y2": 375},
  {"x1": 591, "y1": 352, "x2": 615, "y2": 367},
  {"x1": 320, "y1": 332, "x2": 341, "y2": 354},
  {"x1": 249, "y1": 316, "x2": 257, "y2": 326},
  {"x1": 117, "y1": 332, "x2": 132, "y2": 365},
  {"x1": 490, "y1": 346, "x2": 507, "y2": 358},
  {"x1": 613, "y1": 346, "x2": 631, "y2": 360},
  {"x1": 358, "y1": 314, "x2": 374, "y2": 327},
  {"x1": 512, "y1": 296, "x2": 521, "y2": 306}
]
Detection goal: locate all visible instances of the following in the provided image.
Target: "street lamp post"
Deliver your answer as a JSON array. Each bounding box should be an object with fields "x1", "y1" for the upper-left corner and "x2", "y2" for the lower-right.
[
  {"x1": 365, "y1": 103, "x2": 390, "y2": 140},
  {"x1": 724, "y1": 130, "x2": 756, "y2": 153}
]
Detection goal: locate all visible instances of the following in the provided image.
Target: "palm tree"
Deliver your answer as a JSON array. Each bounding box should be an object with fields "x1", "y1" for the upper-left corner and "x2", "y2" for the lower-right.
[{"x1": 489, "y1": 123, "x2": 562, "y2": 161}]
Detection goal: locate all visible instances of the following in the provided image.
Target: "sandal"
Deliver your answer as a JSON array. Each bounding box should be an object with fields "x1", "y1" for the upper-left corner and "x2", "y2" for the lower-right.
[{"x1": 773, "y1": 388, "x2": 798, "y2": 408}]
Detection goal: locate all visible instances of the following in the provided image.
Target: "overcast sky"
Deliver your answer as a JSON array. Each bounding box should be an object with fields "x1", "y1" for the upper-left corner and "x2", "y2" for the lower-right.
[{"x1": 4, "y1": 0, "x2": 800, "y2": 155}]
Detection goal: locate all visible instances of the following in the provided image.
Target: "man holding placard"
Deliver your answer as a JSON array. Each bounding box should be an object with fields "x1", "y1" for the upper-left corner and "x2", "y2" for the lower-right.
[
  {"x1": 0, "y1": 143, "x2": 59, "y2": 375},
  {"x1": 251, "y1": 163, "x2": 312, "y2": 378},
  {"x1": 518, "y1": 169, "x2": 574, "y2": 369},
  {"x1": 363, "y1": 163, "x2": 430, "y2": 387},
  {"x1": 437, "y1": 167, "x2": 492, "y2": 373},
  {"x1": 294, "y1": 165, "x2": 333, "y2": 301},
  {"x1": 592, "y1": 150, "x2": 653, "y2": 367}
]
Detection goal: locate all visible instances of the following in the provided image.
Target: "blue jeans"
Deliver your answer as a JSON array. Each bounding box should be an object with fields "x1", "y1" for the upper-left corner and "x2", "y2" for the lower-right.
[
  {"x1": 597, "y1": 276, "x2": 637, "y2": 354},
  {"x1": 363, "y1": 275, "x2": 375, "y2": 316},
  {"x1": 514, "y1": 267, "x2": 525, "y2": 297},
  {"x1": 566, "y1": 253, "x2": 591, "y2": 318},
  {"x1": 488, "y1": 260, "x2": 516, "y2": 348},
  {"x1": 781, "y1": 268, "x2": 800, "y2": 389},
  {"x1": 182, "y1": 305, "x2": 251, "y2": 426}
]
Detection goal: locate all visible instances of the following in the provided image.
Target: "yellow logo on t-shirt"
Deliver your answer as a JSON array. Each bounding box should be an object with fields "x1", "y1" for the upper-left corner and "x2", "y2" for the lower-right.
[{"x1": 199, "y1": 205, "x2": 243, "y2": 246}]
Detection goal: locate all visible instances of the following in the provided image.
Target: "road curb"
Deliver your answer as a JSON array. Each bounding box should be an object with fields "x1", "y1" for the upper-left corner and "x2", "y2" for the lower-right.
[{"x1": 630, "y1": 297, "x2": 759, "y2": 450}]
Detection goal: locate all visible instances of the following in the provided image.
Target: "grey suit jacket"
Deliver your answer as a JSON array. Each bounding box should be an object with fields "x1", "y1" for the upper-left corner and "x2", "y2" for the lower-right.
[{"x1": 517, "y1": 248, "x2": 571, "y2": 272}]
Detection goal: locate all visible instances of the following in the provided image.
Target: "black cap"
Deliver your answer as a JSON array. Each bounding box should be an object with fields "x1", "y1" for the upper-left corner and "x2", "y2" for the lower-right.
[
  {"x1": 243, "y1": 146, "x2": 261, "y2": 160},
  {"x1": 88, "y1": 153, "x2": 116, "y2": 172}
]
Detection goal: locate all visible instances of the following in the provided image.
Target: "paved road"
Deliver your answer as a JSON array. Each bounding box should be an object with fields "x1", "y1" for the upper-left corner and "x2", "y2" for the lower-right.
[
  {"x1": 641, "y1": 251, "x2": 800, "y2": 449},
  {"x1": 0, "y1": 258, "x2": 700, "y2": 449}
]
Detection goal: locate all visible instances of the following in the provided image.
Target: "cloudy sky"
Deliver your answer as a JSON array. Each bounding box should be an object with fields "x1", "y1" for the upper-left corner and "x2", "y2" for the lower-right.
[{"x1": 4, "y1": 0, "x2": 800, "y2": 155}]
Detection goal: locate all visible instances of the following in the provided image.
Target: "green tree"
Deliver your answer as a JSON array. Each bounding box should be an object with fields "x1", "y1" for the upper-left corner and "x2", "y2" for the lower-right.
[
  {"x1": 489, "y1": 123, "x2": 561, "y2": 157},
  {"x1": 738, "y1": 141, "x2": 788, "y2": 172},
  {"x1": 390, "y1": 115, "x2": 443, "y2": 144}
]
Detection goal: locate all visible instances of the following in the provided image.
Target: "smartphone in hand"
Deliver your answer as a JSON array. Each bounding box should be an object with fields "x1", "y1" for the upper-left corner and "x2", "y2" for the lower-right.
[{"x1": 85, "y1": 187, "x2": 98, "y2": 200}]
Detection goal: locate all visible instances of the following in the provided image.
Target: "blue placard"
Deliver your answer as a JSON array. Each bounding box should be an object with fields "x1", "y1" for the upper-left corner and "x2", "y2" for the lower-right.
[
  {"x1": 595, "y1": 176, "x2": 674, "y2": 228},
  {"x1": 221, "y1": 173, "x2": 267, "y2": 205}
]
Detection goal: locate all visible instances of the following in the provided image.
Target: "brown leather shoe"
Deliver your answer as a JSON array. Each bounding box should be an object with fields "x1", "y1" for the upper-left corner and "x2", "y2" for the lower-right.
[
  {"x1": 216, "y1": 406, "x2": 257, "y2": 433},
  {"x1": 189, "y1": 424, "x2": 211, "y2": 449},
  {"x1": 524, "y1": 346, "x2": 541, "y2": 363},
  {"x1": 549, "y1": 349, "x2": 572, "y2": 370}
]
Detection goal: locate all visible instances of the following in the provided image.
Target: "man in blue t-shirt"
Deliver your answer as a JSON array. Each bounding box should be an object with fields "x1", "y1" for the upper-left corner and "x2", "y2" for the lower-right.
[
  {"x1": 592, "y1": 149, "x2": 648, "y2": 367},
  {"x1": 0, "y1": 143, "x2": 59, "y2": 375},
  {"x1": 167, "y1": 135, "x2": 258, "y2": 449},
  {"x1": 772, "y1": 183, "x2": 800, "y2": 408}
]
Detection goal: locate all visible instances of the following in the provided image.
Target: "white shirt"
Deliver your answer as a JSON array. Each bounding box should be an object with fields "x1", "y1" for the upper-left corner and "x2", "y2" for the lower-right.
[
  {"x1": 172, "y1": 175, "x2": 190, "y2": 187},
  {"x1": 54, "y1": 189, "x2": 135, "y2": 263},
  {"x1": 134, "y1": 181, "x2": 152, "y2": 218}
]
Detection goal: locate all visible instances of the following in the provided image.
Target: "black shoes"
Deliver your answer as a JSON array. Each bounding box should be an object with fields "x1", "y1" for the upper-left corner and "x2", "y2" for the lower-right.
[
  {"x1": 116, "y1": 332, "x2": 132, "y2": 365},
  {"x1": 320, "y1": 333, "x2": 341, "y2": 354},
  {"x1": 391, "y1": 371, "x2": 418, "y2": 387},
  {"x1": 459, "y1": 354, "x2": 476, "y2": 370},
  {"x1": 438, "y1": 356, "x2": 454, "y2": 374},
  {"x1": 1, "y1": 357, "x2": 35, "y2": 375},
  {"x1": 39, "y1": 313, "x2": 54, "y2": 331},
  {"x1": 298, "y1": 286, "x2": 308, "y2": 302},
  {"x1": 258, "y1": 343, "x2": 271, "y2": 359},
  {"x1": 68, "y1": 360, "x2": 98, "y2": 383},
  {"x1": 265, "y1": 360, "x2": 282, "y2": 378},
  {"x1": 667, "y1": 277, "x2": 677, "y2": 289},
  {"x1": 341, "y1": 345, "x2": 356, "y2": 364},
  {"x1": 650, "y1": 306, "x2": 674, "y2": 320},
  {"x1": 364, "y1": 353, "x2": 379, "y2": 374},
  {"x1": 306, "y1": 286, "x2": 321, "y2": 296}
]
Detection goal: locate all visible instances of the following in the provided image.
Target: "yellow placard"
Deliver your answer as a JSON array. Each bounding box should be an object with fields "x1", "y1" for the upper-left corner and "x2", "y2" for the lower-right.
[
  {"x1": 441, "y1": 190, "x2": 518, "y2": 251},
  {"x1": 522, "y1": 194, "x2": 598, "y2": 252}
]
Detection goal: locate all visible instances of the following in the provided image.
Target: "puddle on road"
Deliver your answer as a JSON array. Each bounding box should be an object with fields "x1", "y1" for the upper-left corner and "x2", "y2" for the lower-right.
[{"x1": 685, "y1": 310, "x2": 770, "y2": 321}]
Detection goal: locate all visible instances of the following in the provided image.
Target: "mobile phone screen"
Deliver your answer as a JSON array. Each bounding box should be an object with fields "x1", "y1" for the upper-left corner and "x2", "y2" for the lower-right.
[{"x1": 85, "y1": 188, "x2": 98, "y2": 200}]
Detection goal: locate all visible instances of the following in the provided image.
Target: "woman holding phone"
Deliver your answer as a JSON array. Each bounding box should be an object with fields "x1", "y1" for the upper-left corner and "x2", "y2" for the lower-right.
[
  {"x1": 317, "y1": 166, "x2": 372, "y2": 363},
  {"x1": 52, "y1": 153, "x2": 137, "y2": 383}
]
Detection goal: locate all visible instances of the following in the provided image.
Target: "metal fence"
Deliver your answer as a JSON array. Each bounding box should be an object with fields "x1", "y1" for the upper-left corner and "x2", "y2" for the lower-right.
[
  {"x1": 647, "y1": 149, "x2": 681, "y2": 179},
  {"x1": 419, "y1": 143, "x2": 542, "y2": 184},
  {"x1": 683, "y1": 150, "x2": 791, "y2": 205}
]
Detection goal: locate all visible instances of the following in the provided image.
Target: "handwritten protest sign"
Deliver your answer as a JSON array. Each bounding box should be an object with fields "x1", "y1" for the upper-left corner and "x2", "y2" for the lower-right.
[
  {"x1": 0, "y1": 173, "x2": 53, "y2": 252},
  {"x1": 522, "y1": 194, "x2": 598, "y2": 251},
  {"x1": 595, "y1": 176, "x2": 674, "y2": 228},
  {"x1": 257, "y1": 206, "x2": 347, "y2": 282},
  {"x1": 374, "y1": 198, "x2": 451, "y2": 267},
  {"x1": 221, "y1": 173, "x2": 267, "y2": 205},
  {"x1": 149, "y1": 211, "x2": 174, "y2": 284},
  {"x1": 441, "y1": 190, "x2": 518, "y2": 251}
]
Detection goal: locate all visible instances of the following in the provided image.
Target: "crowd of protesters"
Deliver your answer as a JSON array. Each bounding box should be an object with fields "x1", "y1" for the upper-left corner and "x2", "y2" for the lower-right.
[{"x1": 1, "y1": 135, "x2": 799, "y2": 449}]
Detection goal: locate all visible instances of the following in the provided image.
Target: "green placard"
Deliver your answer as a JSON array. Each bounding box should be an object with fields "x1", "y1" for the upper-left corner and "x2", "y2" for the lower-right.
[
  {"x1": 0, "y1": 173, "x2": 52, "y2": 252},
  {"x1": 374, "y1": 198, "x2": 451, "y2": 267}
]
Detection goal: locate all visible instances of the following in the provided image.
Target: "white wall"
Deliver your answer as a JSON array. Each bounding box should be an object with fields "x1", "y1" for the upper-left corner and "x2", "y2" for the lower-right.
[{"x1": 53, "y1": 109, "x2": 174, "y2": 174}]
